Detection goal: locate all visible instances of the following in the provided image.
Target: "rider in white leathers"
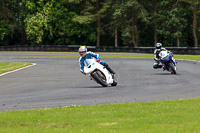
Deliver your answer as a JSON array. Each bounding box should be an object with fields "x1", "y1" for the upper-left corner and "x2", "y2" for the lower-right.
[{"x1": 153, "y1": 43, "x2": 174, "y2": 69}]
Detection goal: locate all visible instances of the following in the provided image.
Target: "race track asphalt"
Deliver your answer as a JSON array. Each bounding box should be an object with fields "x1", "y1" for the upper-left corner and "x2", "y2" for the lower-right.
[{"x1": 0, "y1": 52, "x2": 200, "y2": 111}]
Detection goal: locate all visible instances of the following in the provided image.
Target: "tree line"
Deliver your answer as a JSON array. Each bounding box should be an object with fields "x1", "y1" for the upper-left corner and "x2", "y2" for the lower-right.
[{"x1": 0, "y1": 0, "x2": 199, "y2": 47}]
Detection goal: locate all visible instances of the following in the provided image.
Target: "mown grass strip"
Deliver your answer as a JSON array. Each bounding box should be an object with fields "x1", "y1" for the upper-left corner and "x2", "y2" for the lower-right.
[
  {"x1": 174, "y1": 55, "x2": 200, "y2": 61},
  {"x1": 0, "y1": 98, "x2": 200, "y2": 132},
  {"x1": 0, "y1": 62, "x2": 32, "y2": 74}
]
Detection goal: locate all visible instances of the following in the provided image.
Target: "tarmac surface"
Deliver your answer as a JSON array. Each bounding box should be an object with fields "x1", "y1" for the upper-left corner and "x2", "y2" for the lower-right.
[{"x1": 0, "y1": 52, "x2": 200, "y2": 111}]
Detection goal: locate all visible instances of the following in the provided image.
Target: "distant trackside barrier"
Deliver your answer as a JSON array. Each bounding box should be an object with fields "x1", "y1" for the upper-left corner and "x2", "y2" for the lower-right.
[{"x1": 0, "y1": 45, "x2": 200, "y2": 55}]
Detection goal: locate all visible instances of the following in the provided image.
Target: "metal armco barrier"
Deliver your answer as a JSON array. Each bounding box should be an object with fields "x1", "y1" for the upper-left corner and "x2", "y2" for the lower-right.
[{"x1": 0, "y1": 45, "x2": 200, "y2": 55}]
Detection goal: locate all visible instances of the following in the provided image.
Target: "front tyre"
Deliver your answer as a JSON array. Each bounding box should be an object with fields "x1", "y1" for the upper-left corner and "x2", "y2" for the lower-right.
[
  {"x1": 92, "y1": 72, "x2": 108, "y2": 87},
  {"x1": 168, "y1": 62, "x2": 176, "y2": 74}
]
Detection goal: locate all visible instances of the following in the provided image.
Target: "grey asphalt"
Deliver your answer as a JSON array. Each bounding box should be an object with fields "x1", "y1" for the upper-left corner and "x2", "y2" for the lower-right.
[{"x1": 0, "y1": 53, "x2": 200, "y2": 112}]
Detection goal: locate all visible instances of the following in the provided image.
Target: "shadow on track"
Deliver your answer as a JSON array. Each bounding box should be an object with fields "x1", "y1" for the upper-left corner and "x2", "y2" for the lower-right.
[{"x1": 152, "y1": 73, "x2": 181, "y2": 75}]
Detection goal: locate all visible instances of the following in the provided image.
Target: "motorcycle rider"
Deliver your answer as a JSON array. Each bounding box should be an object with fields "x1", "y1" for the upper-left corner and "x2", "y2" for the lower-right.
[
  {"x1": 153, "y1": 42, "x2": 174, "y2": 69},
  {"x1": 78, "y1": 46, "x2": 115, "y2": 75}
]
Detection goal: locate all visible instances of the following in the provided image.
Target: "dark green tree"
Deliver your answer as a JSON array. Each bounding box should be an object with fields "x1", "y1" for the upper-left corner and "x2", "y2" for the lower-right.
[
  {"x1": 157, "y1": 0, "x2": 188, "y2": 47},
  {"x1": 117, "y1": 0, "x2": 147, "y2": 47},
  {"x1": 0, "y1": 0, "x2": 26, "y2": 45},
  {"x1": 73, "y1": 0, "x2": 112, "y2": 46},
  {"x1": 140, "y1": 0, "x2": 161, "y2": 46},
  {"x1": 23, "y1": 0, "x2": 96, "y2": 45}
]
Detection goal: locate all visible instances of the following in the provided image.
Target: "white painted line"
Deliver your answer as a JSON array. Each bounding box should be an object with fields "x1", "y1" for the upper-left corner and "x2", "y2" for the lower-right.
[{"x1": 0, "y1": 63, "x2": 37, "y2": 77}]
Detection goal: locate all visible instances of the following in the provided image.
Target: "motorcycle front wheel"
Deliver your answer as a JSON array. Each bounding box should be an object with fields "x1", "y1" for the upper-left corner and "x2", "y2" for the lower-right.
[
  {"x1": 92, "y1": 71, "x2": 108, "y2": 87},
  {"x1": 168, "y1": 62, "x2": 176, "y2": 74}
]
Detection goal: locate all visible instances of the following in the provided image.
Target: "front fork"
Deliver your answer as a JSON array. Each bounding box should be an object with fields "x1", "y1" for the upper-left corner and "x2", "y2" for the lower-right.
[
  {"x1": 162, "y1": 63, "x2": 167, "y2": 71},
  {"x1": 171, "y1": 57, "x2": 176, "y2": 67},
  {"x1": 162, "y1": 59, "x2": 176, "y2": 71}
]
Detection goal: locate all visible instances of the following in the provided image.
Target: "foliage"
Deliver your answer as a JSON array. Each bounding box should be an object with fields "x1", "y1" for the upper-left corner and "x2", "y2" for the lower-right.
[
  {"x1": 0, "y1": 19, "x2": 9, "y2": 40},
  {"x1": 50, "y1": 3, "x2": 96, "y2": 45},
  {"x1": 0, "y1": 0, "x2": 200, "y2": 47},
  {"x1": 0, "y1": 0, "x2": 25, "y2": 45},
  {"x1": 157, "y1": 0, "x2": 188, "y2": 47},
  {"x1": 24, "y1": 0, "x2": 96, "y2": 45}
]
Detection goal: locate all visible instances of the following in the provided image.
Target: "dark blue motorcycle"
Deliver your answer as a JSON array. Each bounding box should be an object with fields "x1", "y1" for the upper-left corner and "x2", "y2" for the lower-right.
[{"x1": 159, "y1": 50, "x2": 177, "y2": 74}]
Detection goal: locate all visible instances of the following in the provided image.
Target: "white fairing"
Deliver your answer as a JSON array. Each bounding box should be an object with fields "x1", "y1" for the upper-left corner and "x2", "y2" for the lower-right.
[
  {"x1": 84, "y1": 58, "x2": 114, "y2": 84},
  {"x1": 159, "y1": 50, "x2": 168, "y2": 60}
]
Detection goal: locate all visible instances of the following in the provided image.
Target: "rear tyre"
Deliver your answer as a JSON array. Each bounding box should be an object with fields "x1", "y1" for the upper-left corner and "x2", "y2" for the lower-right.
[
  {"x1": 111, "y1": 81, "x2": 117, "y2": 86},
  {"x1": 92, "y1": 72, "x2": 108, "y2": 87},
  {"x1": 168, "y1": 62, "x2": 176, "y2": 74}
]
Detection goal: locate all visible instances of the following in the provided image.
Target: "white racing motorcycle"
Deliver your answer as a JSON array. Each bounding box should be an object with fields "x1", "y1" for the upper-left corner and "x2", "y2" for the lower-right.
[{"x1": 84, "y1": 58, "x2": 117, "y2": 87}]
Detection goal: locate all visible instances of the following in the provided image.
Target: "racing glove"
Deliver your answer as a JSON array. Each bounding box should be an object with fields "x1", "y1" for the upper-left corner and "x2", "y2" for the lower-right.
[
  {"x1": 96, "y1": 59, "x2": 100, "y2": 63},
  {"x1": 154, "y1": 58, "x2": 159, "y2": 62}
]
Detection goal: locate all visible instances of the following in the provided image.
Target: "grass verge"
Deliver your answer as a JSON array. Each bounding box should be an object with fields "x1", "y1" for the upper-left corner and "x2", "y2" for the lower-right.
[
  {"x1": 174, "y1": 55, "x2": 200, "y2": 61},
  {"x1": 1, "y1": 98, "x2": 200, "y2": 132},
  {"x1": 0, "y1": 62, "x2": 32, "y2": 74}
]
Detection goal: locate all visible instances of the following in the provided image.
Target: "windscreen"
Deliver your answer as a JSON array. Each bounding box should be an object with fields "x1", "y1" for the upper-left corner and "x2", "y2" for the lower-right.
[
  {"x1": 84, "y1": 59, "x2": 93, "y2": 66},
  {"x1": 160, "y1": 51, "x2": 169, "y2": 60}
]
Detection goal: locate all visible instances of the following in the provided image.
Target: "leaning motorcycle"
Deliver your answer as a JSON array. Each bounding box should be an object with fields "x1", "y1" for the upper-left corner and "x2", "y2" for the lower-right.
[
  {"x1": 159, "y1": 50, "x2": 177, "y2": 74},
  {"x1": 84, "y1": 58, "x2": 117, "y2": 87}
]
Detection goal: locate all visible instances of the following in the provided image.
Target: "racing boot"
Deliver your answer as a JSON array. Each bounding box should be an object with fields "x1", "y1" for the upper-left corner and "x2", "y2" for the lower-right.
[
  {"x1": 104, "y1": 63, "x2": 115, "y2": 74},
  {"x1": 153, "y1": 63, "x2": 162, "y2": 69},
  {"x1": 163, "y1": 65, "x2": 167, "y2": 71}
]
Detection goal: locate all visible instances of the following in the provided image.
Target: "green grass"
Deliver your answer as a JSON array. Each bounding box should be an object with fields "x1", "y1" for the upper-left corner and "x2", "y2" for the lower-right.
[
  {"x1": 1, "y1": 98, "x2": 200, "y2": 133},
  {"x1": 0, "y1": 62, "x2": 32, "y2": 74},
  {"x1": 174, "y1": 55, "x2": 200, "y2": 61}
]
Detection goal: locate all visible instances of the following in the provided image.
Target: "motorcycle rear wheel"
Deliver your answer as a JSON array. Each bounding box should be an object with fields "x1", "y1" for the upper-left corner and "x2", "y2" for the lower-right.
[
  {"x1": 111, "y1": 75, "x2": 117, "y2": 86},
  {"x1": 111, "y1": 81, "x2": 117, "y2": 86}
]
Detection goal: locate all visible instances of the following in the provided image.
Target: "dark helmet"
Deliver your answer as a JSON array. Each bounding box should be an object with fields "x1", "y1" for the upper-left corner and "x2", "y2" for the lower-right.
[{"x1": 156, "y1": 43, "x2": 162, "y2": 49}]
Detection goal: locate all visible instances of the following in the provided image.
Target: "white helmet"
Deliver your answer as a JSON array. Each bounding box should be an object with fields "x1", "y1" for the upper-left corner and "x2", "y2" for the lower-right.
[
  {"x1": 78, "y1": 46, "x2": 87, "y2": 57},
  {"x1": 156, "y1": 43, "x2": 162, "y2": 49}
]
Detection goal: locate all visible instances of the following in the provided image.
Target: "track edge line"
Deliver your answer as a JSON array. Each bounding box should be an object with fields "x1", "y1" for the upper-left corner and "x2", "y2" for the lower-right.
[{"x1": 0, "y1": 63, "x2": 37, "y2": 77}]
